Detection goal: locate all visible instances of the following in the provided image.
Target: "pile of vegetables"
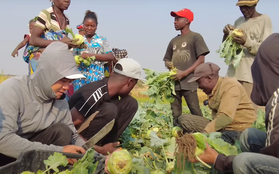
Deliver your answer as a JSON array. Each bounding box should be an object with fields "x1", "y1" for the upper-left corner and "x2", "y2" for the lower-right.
[
  {"x1": 143, "y1": 68, "x2": 177, "y2": 109},
  {"x1": 217, "y1": 29, "x2": 245, "y2": 68},
  {"x1": 119, "y1": 103, "x2": 240, "y2": 174},
  {"x1": 21, "y1": 148, "x2": 98, "y2": 174},
  {"x1": 74, "y1": 55, "x2": 96, "y2": 67}
]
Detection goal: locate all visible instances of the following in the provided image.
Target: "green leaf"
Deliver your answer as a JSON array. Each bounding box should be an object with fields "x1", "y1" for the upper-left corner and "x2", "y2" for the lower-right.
[
  {"x1": 150, "y1": 131, "x2": 168, "y2": 147},
  {"x1": 43, "y1": 152, "x2": 68, "y2": 173},
  {"x1": 192, "y1": 133, "x2": 206, "y2": 150}
]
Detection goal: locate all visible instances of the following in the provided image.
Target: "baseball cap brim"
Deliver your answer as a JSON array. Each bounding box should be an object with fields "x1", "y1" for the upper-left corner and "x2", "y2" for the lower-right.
[
  {"x1": 236, "y1": 1, "x2": 258, "y2": 6},
  {"x1": 65, "y1": 74, "x2": 85, "y2": 79},
  {"x1": 188, "y1": 76, "x2": 201, "y2": 83},
  {"x1": 170, "y1": 11, "x2": 180, "y2": 17}
]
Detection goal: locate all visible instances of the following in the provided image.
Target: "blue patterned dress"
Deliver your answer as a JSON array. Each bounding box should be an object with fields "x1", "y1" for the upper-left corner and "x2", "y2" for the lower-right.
[{"x1": 71, "y1": 33, "x2": 112, "y2": 92}]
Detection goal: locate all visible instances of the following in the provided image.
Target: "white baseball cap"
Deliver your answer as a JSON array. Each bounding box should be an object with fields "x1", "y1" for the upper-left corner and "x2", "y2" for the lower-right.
[{"x1": 113, "y1": 58, "x2": 145, "y2": 81}]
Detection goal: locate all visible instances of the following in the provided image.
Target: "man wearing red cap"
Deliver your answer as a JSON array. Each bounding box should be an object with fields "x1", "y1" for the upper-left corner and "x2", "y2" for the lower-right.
[
  {"x1": 223, "y1": 0, "x2": 272, "y2": 113},
  {"x1": 163, "y1": 8, "x2": 210, "y2": 126}
]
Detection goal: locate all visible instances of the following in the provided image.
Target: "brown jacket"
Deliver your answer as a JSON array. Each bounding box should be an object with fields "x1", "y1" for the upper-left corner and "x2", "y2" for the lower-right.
[{"x1": 204, "y1": 77, "x2": 256, "y2": 133}]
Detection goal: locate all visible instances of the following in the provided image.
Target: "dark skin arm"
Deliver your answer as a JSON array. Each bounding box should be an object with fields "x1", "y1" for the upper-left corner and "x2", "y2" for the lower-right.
[
  {"x1": 11, "y1": 37, "x2": 30, "y2": 57},
  {"x1": 30, "y1": 26, "x2": 78, "y2": 48},
  {"x1": 172, "y1": 55, "x2": 205, "y2": 80},
  {"x1": 81, "y1": 52, "x2": 115, "y2": 61},
  {"x1": 71, "y1": 107, "x2": 119, "y2": 155},
  {"x1": 71, "y1": 107, "x2": 85, "y2": 128},
  {"x1": 29, "y1": 26, "x2": 55, "y2": 47}
]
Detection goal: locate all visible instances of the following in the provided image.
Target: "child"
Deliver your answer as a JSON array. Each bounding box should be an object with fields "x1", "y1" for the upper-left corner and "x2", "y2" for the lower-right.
[
  {"x1": 77, "y1": 24, "x2": 85, "y2": 36},
  {"x1": 11, "y1": 17, "x2": 37, "y2": 59}
]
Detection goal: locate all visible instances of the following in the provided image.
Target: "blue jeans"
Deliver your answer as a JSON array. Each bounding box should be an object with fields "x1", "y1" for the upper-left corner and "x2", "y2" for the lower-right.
[
  {"x1": 233, "y1": 152, "x2": 279, "y2": 174},
  {"x1": 239, "y1": 127, "x2": 266, "y2": 153},
  {"x1": 233, "y1": 128, "x2": 279, "y2": 174}
]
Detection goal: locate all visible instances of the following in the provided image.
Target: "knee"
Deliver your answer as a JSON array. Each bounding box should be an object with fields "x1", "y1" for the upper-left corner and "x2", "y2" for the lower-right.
[
  {"x1": 232, "y1": 153, "x2": 252, "y2": 174},
  {"x1": 50, "y1": 123, "x2": 72, "y2": 146},
  {"x1": 239, "y1": 128, "x2": 256, "y2": 152}
]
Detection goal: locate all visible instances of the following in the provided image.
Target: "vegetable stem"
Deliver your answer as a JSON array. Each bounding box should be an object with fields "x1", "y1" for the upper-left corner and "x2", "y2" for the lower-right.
[{"x1": 196, "y1": 155, "x2": 211, "y2": 169}]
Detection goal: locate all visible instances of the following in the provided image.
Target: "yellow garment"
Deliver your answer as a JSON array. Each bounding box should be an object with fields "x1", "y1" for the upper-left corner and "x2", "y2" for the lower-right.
[{"x1": 204, "y1": 77, "x2": 257, "y2": 133}]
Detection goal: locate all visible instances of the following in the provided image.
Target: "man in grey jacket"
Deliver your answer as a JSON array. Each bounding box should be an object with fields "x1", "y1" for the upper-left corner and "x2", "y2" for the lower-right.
[{"x1": 0, "y1": 42, "x2": 109, "y2": 166}]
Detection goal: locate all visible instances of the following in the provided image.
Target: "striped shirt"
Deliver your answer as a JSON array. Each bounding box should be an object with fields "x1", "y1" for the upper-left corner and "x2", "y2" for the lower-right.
[
  {"x1": 68, "y1": 78, "x2": 111, "y2": 118},
  {"x1": 35, "y1": 7, "x2": 70, "y2": 32}
]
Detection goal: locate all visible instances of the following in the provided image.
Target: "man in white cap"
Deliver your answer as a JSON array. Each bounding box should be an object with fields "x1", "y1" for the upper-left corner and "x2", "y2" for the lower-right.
[
  {"x1": 69, "y1": 58, "x2": 143, "y2": 148},
  {"x1": 223, "y1": 0, "x2": 272, "y2": 112},
  {"x1": 0, "y1": 42, "x2": 88, "y2": 166}
]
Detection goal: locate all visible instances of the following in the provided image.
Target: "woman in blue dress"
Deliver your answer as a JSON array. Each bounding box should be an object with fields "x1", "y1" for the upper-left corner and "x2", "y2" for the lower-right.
[{"x1": 71, "y1": 10, "x2": 115, "y2": 93}]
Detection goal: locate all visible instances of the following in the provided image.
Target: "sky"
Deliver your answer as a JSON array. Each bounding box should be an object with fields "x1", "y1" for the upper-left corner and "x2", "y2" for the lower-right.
[{"x1": 1, "y1": 0, "x2": 279, "y2": 76}]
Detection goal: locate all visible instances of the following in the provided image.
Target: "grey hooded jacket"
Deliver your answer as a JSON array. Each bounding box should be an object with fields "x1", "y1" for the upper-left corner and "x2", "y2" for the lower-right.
[{"x1": 0, "y1": 42, "x2": 86, "y2": 158}]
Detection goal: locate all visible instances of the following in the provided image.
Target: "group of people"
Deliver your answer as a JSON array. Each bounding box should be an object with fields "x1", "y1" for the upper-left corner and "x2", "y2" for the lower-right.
[
  {"x1": 163, "y1": 0, "x2": 279, "y2": 173},
  {"x1": 3, "y1": 0, "x2": 279, "y2": 173}
]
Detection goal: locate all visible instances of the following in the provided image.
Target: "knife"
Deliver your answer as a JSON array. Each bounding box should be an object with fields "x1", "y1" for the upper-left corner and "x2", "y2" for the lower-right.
[
  {"x1": 82, "y1": 119, "x2": 115, "y2": 150},
  {"x1": 78, "y1": 111, "x2": 99, "y2": 134}
]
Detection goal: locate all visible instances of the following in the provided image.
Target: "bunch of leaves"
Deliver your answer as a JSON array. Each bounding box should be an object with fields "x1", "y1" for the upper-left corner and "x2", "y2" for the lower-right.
[
  {"x1": 173, "y1": 132, "x2": 240, "y2": 174},
  {"x1": 142, "y1": 68, "x2": 177, "y2": 109},
  {"x1": 21, "y1": 148, "x2": 98, "y2": 174},
  {"x1": 252, "y1": 109, "x2": 266, "y2": 132},
  {"x1": 217, "y1": 29, "x2": 245, "y2": 68},
  {"x1": 119, "y1": 103, "x2": 176, "y2": 174}
]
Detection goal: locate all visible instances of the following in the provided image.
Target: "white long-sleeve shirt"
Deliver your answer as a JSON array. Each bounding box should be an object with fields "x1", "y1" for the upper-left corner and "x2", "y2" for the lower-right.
[{"x1": 227, "y1": 14, "x2": 273, "y2": 83}]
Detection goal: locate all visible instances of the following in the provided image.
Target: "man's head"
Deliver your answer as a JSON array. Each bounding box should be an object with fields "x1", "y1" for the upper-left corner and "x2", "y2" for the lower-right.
[
  {"x1": 32, "y1": 42, "x2": 85, "y2": 100},
  {"x1": 170, "y1": 8, "x2": 194, "y2": 31},
  {"x1": 110, "y1": 58, "x2": 143, "y2": 97},
  {"x1": 188, "y1": 62, "x2": 220, "y2": 95},
  {"x1": 236, "y1": 0, "x2": 259, "y2": 19}
]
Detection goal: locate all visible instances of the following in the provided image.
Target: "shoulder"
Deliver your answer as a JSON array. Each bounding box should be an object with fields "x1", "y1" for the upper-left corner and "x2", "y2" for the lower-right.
[
  {"x1": 235, "y1": 16, "x2": 245, "y2": 23},
  {"x1": 220, "y1": 77, "x2": 241, "y2": 91},
  {"x1": 0, "y1": 76, "x2": 28, "y2": 97},
  {"x1": 170, "y1": 35, "x2": 181, "y2": 42},
  {"x1": 259, "y1": 14, "x2": 271, "y2": 20},
  {"x1": 94, "y1": 33, "x2": 108, "y2": 41},
  {"x1": 191, "y1": 31, "x2": 204, "y2": 40}
]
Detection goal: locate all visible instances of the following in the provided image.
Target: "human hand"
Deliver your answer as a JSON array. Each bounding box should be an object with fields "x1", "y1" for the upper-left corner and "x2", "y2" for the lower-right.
[
  {"x1": 98, "y1": 142, "x2": 120, "y2": 155},
  {"x1": 63, "y1": 145, "x2": 86, "y2": 164},
  {"x1": 223, "y1": 24, "x2": 234, "y2": 35},
  {"x1": 11, "y1": 50, "x2": 18, "y2": 57},
  {"x1": 189, "y1": 143, "x2": 219, "y2": 165},
  {"x1": 171, "y1": 69, "x2": 186, "y2": 81},
  {"x1": 232, "y1": 30, "x2": 247, "y2": 45},
  {"x1": 165, "y1": 61, "x2": 173, "y2": 70},
  {"x1": 81, "y1": 52, "x2": 91, "y2": 59},
  {"x1": 61, "y1": 37, "x2": 79, "y2": 48}
]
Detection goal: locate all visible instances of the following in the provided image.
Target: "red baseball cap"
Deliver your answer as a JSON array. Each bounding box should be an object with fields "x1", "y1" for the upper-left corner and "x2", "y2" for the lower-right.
[{"x1": 170, "y1": 8, "x2": 194, "y2": 22}]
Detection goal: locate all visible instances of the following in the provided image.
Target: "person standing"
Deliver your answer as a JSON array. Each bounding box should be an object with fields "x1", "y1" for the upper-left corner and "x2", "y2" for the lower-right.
[
  {"x1": 223, "y1": 0, "x2": 272, "y2": 112},
  {"x1": 71, "y1": 10, "x2": 115, "y2": 93},
  {"x1": 163, "y1": 8, "x2": 210, "y2": 126},
  {"x1": 27, "y1": 0, "x2": 79, "y2": 75}
]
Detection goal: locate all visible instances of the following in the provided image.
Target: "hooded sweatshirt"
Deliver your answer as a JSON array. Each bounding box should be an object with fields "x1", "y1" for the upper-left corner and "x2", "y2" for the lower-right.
[
  {"x1": 214, "y1": 33, "x2": 279, "y2": 171},
  {"x1": 0, "y1": 42, "x2": 85, "y2": 158}
]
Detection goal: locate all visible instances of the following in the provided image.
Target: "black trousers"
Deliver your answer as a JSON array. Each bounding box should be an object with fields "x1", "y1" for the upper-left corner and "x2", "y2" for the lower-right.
[
  {"x1": 80, "y1": 95, "x2": 138, "y2": 146},
  {"x1": 171, "y1": 90, "x2": 203, "y2": 126},
  {"x1": 0, "y1": 123, "x2": 73, "y2": 167}
]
